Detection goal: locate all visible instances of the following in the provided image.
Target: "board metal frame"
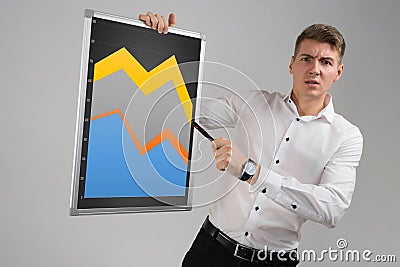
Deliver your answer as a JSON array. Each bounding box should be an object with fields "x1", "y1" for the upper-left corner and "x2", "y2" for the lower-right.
[{"x1": 70, "y1": 9, "x2": 206, "y2": 215}]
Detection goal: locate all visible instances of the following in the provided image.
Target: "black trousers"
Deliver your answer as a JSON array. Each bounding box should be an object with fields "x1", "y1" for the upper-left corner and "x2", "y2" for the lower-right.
[{"x1": 181, "y1": 227, "x2": 299, "y2": 267}]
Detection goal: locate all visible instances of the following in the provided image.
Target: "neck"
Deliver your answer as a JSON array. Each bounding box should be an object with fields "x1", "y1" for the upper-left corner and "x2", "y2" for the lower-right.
[{"x1": 291, "y1": 91, "x2": 326, "y2": 116}]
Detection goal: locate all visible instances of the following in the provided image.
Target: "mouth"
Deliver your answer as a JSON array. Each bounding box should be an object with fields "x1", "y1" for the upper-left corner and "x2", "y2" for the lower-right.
[{"x1": 305, "y1": 79, "x2": 320, "y2": 86}]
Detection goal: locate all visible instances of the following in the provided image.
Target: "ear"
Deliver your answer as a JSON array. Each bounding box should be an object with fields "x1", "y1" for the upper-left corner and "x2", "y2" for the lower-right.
[
  {"x1": 289, "y1": 56, "x2": 295, "y2": 74},
  {"x1": 333, "y1": 64, "x2": 344, "y2": 82}
]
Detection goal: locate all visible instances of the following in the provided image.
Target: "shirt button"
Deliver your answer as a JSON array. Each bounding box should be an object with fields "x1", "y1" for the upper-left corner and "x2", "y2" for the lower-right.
[
  {"x1": 245, "y1": 232, "x2": 249, "y2": 236},
  {"x1": 275, "y1": 159, "x2": 280, "y2": 164},
  {"x1": 255, "y1": 206, "x2": 259, "y2": 211},
  {"x1": 286, "y1": 137, "x2": 290, "y2": 142},
  {"x1": 296, "y1": 118, "x2": 300, "y2": 121},
  {"x1": 262, "y1": 188, "x2": 267, "y2": 194},
  {"x1": 289, "y1": 100, "x2": 292, "y2": 103},
  {"x1": 291, "y1": 203, "x2": 297, "y2": 209}
]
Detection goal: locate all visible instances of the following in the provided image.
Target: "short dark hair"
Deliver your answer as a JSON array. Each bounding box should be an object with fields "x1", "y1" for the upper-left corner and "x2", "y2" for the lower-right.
[{"x1": 294, "y1": 24, "x2": 346, "y2": 63}]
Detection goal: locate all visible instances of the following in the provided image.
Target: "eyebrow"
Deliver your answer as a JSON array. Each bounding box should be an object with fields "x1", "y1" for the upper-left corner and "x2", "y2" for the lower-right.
[{"x1": 299, "y1": 53, "x2": 336, "y2": 62}]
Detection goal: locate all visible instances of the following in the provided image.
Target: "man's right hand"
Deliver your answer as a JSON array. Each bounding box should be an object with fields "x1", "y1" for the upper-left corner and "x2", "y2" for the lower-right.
[{"x1": 138, "y1": 11, "x2": 176, "y2": 34}]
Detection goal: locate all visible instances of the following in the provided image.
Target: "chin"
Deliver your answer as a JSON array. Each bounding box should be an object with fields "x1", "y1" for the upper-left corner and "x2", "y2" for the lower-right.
[{"x1": 303, "y1": 89, "x2": 323, "y2": 98}]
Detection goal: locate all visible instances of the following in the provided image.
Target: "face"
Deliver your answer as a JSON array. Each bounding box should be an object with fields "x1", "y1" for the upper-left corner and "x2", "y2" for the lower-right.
[{"x1": 289, "y1": 39, "x2": 344, "y2": 102}]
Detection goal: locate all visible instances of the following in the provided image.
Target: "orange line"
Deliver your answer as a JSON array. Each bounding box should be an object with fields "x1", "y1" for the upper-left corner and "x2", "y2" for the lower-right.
[{"x1": 90, "y1": 109, "x2": 188, "y2": 164}]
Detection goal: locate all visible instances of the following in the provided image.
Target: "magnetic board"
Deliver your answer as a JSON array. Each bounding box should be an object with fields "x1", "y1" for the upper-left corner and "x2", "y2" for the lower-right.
[{"x1": 70, "y1": 9, "x2": 206, "y2": 215}]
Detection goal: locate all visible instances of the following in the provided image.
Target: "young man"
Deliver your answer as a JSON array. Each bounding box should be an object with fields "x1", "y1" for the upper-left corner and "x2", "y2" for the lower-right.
[{"x1": 139, "y1": 12, "x2": 363, "y2": 267}]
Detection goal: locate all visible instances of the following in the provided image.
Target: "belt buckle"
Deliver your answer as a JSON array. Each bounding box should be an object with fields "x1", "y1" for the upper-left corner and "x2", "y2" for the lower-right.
[{"x1": 234, "y1": 243, "x2": 256, "y2": 262}]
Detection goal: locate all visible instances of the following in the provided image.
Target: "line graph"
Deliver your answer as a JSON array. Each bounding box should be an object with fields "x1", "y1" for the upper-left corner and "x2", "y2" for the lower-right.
[
  {"x1": 91, "y1": 109, "x2": 188, "y2": 164},
  {"x1": 93, "y1": 47, "x2": 193, "y2": 122},
  {"x1": 84, "y1": 47, "x2": 193, "y2": 198}
]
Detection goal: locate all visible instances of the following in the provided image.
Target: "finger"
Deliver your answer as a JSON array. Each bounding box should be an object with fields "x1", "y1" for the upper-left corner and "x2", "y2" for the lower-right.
[
  {"x1": 145, "y1": 16, "x2": 151, "y2": 26},
  {"x1": 168, "y1": 13, "x2": 176, "y2": 27},
  {"x1": 217, "y1": 164, "x2": 227, "y2": 172},
  {"x1": 215, "y1": 157, "x2": 230, "y2": 171},
  {"x1": 214, "y1": 145, "x2": 232, "y2": 159},
  {"x1": 215, "y1": 155, "x2": 227, "y2": 165},
  {"x1": 215, "y1": 149, "x2": 231, "y2": 166},
  {"x1": 138, "y1": 14, "x2": 150, "y2": 26},
  {"x1": 213, "y1": 138, "x2": 230, "y2": 149},
  {"x1": 155, "y1": 13, "x2": 164, "y2": 33},
  {"x1": 161, "y1": 15, "x2": 168, "y2": 34},
  {"x1": 217, "y1": 160, "x2": 230, "y2": 171},
  {"x1": 146, "y1": 11, "x2": 158, "y2": 30}
]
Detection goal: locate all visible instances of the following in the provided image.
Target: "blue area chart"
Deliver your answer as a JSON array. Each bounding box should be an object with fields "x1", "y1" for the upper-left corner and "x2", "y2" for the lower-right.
[{"x1": 84, "y1": 113, "x2": 187, "y2": 198}]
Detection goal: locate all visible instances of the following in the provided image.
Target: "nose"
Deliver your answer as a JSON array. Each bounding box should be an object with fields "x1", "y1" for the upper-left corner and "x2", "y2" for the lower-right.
[{"x1": 309, "y1": 60, "x2": 320, "y2": 76}]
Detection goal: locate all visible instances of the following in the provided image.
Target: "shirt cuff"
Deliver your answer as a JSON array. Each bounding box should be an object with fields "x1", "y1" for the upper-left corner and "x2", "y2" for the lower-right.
[{"x1": 249, "y1": 167, "x2": 282, "y2": 198}]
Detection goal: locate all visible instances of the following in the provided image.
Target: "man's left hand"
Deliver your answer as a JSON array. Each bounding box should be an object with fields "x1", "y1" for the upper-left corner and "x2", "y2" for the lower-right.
[{"x1": 138, "y1": 11, "x2": 176, "y2": 34}]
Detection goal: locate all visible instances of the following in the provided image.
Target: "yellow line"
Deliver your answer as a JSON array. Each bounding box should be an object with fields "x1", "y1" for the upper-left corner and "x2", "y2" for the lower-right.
[{"x1": 93, "y1": 47, "x2": 192, "y2": 122}]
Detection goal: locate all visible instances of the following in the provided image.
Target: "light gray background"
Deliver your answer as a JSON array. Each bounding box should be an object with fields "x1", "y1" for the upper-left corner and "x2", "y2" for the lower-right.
[{"x1": 1, "y1": 0, "x2": 399, "y2": 266}]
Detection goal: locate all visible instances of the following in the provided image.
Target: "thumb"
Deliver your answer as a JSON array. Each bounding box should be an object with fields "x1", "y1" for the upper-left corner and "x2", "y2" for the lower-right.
[
  {"x1": 168, "y1": 13, "x2": 176, "y2": 27},
  {"x1": 211, "y1": 140, "x2": 217, "y2": 153}
]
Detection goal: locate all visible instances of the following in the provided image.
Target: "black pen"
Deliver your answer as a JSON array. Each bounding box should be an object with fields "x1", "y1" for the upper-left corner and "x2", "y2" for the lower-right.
[{"x1": 191, "y1": 120, "x2": 215, "y2": 141}]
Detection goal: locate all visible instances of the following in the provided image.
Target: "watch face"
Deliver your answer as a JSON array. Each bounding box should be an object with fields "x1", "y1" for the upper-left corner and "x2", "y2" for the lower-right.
[{"x1": 245, "y1": 160, "x2": 257, "y2": 176}]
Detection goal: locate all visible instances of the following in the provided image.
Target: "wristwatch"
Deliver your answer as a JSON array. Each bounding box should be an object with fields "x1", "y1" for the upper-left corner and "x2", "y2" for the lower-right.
[{"x1": 239, "y1": 159, "x2": 257, "y2": 181}]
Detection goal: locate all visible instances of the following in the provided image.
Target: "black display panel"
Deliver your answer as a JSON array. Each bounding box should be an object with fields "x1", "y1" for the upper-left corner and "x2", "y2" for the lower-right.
[{"x1": 70, "y1": 10, "x2": 205, "y2": 215}]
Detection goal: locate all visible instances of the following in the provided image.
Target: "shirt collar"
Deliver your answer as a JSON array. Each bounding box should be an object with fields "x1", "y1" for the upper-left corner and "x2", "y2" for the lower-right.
[
  {"x1": 284, "y1": 91, "x2": 335, "y2": 123},
  {"x1": 317, "y1": 94, "x2": 335, "y2": 123}
]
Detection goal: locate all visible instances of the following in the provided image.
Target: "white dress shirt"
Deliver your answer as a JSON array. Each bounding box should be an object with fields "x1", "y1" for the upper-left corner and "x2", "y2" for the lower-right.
[{"x1": 199, "y1": 90, "x2": 363, "y2": 251}]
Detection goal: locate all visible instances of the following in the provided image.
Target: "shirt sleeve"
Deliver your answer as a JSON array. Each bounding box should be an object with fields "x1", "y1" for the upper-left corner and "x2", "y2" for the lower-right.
[
  {"x1": 251, "y1": 126, "x2": 364, "y2": 228},
  {"x1": 198, "y1": 93, "x2": 244, "y2": 129}
]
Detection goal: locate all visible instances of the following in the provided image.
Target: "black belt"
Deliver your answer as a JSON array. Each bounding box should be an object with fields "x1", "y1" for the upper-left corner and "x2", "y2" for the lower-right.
[{"x1": 202, "y1": 216, "x2": 298, "y2": 264}]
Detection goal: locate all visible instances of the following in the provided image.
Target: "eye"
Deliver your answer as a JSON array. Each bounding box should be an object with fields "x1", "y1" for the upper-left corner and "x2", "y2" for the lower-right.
[
  {"x1": 321, "y1": 59, "x2": 333, "y2": 66},
  {"x1": 301, "y1": 57, "x2": 311, "y2": 62}
]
